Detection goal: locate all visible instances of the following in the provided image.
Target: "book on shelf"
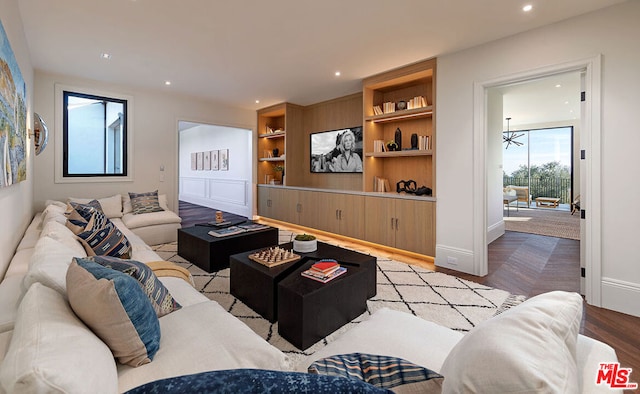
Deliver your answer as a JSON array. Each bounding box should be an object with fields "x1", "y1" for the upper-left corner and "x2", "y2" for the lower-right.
[
  {"x1": 208, "y1": 226, "x2": 246, "y2": 237},
  {"x1": 383, "y1": 101, "x2": 396, "y2": 114},
  {"x1": 373, "y1": 176, "x2": 391, "y2": 192},
  {"x1": 373, "y1": 139, "x2": 386, "y2": 152},
  {"x1": 418, "y1": 135, "x2": 431, "y2": 150},
  {"x1": 301, "y1": 266, "x2": 347, "y2": 283},
  {"x1": 407, "y1": 96, "x2": 427, "y2": 110},
  {"x1": 373, "y1": 105, "x2": 383, "y2": 115}
]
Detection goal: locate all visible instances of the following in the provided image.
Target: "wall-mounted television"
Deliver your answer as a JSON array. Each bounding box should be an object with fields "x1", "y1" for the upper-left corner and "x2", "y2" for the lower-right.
[{"x1": 310, "y1": 126, "x2": 363, "y2": 173}]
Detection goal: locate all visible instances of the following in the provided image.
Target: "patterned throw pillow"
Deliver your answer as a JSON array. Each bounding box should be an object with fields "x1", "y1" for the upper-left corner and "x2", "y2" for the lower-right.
[
  {"x1": 309, "y1": 353, "x2": 444, "y2": 392},
  {"x1": 74, "y1": 256, "x2": 181, "y2": 317},
  {"x1": 66, "y1": 259, "x2": 161, "y2": 367},
  {"x1": 128, "y1": 190, "x2": 164, "y2": 214},
  {"x1": 66, "y1": 202, "x2": 132, "y2": 259}
]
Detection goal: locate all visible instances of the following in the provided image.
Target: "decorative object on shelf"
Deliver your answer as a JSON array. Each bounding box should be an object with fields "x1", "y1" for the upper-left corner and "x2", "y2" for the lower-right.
[
  {"x1": 396, "y1": 180, "x2": 417, "y2": 194},
  {"x1": 394, "y1": 128, "x2": 402, "y2": 150},
  {"x1": 415, "y1": 186, "x2": 432, "y2": 196},
  {"x1": 273, "y1": 164, "x2": 284, "y2": 183},
  {"x1": 273, "y1": 148, "x2": 279, "y2": 157},
  {"x1": 503, "y1": 117, "x2": 524, "y2": 149},
  {"x1": 396, "y1": 100, "x2": 407, "y2": 111},
  {"x1": 411, "y1": 133, "x2": 418, "y2": 149},
  {"x1": 293, "y1": 233, "x2": 317, "y2": 253},
  {"x1": 386, "y1": 141, "x2": 398, "y2": 152}
]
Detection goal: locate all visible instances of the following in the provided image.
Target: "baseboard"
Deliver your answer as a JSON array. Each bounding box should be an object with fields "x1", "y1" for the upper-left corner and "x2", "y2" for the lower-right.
[
  {"x1": 601, "y1": 277, "x2": 640, "y2": 317},
  {"x1": 487, "y1": 221, "x2": 505, "y2": 244},
  {"x1": 434, "y1": 245, "x2": 475, "y2": 275}
]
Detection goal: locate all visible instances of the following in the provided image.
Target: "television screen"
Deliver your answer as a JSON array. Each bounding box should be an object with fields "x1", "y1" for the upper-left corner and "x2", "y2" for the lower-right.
[{"x1": 310, "y1": 126, "x2": 363, "y2": 173}]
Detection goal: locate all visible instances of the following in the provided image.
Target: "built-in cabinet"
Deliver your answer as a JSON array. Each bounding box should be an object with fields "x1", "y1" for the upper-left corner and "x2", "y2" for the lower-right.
[
  {"x1": 256, "y1": 58, "x2": 437, "y2": 257},
  {"x1": 364, "y1": 196, "x2": 435, "y2": 256}
]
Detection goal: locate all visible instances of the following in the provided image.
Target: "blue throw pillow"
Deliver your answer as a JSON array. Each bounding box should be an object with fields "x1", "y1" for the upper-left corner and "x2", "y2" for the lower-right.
[
  {"x1": 66, "y1": 259, "x2": 161, "y2": 367},
  {"x1": 66, "y1": 202, "x2": 132, "y2": 259},
  {"x1": 125, "y1": 369, "x2": 392, "y2": 393},
  {"x1": 74, "y1": 256, "x2": 181, "y2": 317}
]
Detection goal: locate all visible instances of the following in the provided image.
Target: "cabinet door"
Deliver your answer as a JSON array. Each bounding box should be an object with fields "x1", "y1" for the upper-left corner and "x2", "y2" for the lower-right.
[
  {"x1": 269, "y1": 188, "x2": 298, "y2": 224},
  {"x1": 297, "y1": 190, "x2": 318, "y2": 227},
  {"x1": 257, "y1": 186, "x2": 271, "y2": 218},
  {"x1": 338, "y1": 194, "x2": 365, "y2": 240},
  {"x1": 395, "y1": 199, "x2": 435, "y2": 256},
  {"x1": 364, "y1": 196, "x2": 395, "y2": 248},
  {"x1": 315, "y1": 192, "x2": 341, "y2": 234}
]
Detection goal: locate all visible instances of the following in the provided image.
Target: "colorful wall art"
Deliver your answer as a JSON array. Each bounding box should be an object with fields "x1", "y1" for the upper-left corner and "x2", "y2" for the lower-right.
[{"x1": 0, "y1": 19, "x2": 27, "y2": 188}]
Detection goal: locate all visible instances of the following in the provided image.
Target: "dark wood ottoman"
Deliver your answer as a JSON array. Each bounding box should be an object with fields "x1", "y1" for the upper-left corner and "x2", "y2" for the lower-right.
[
  {"x1": 277, "y1": 258, "x2": 369, "y2": 350},
  {"x1": 230, "y1": 251, "x2": 305, "y2": 323},
  {"x1": 177, "y1": 225, "x2": 278, "y2": 272}
]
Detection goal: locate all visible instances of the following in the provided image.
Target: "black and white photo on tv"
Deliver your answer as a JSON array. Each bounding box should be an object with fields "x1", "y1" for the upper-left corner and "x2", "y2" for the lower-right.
[{"x1": 310, "y1": 127, "x2": 363, "y2": 173}]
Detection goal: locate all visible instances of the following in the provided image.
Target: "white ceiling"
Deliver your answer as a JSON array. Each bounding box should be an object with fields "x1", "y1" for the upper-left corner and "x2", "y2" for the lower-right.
[{"x1": 18, "y1": 0, "x2": 625, "y2": 110}]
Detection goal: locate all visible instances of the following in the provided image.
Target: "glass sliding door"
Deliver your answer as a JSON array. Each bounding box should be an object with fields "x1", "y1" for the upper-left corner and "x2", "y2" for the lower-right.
[{"x1": 503, "y1": 126, "x2": 573, "y2": 207}]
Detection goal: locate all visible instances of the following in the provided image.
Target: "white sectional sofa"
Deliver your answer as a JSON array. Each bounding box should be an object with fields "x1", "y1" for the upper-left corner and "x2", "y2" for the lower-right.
[{"x1": 0, "y1": 198, "x2": 622, "y2": 393}]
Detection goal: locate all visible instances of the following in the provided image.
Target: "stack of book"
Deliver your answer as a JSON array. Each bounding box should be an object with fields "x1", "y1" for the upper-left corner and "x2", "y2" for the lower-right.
[
  {"x1": 373, "y1": 139, "x2": 386, "y2": 152},
  {"x1": 301, "y1": 259, "x2": 347, "y2": 283},
  {"x1": 407, "y1": 96, "x2": 427, "y2": 109},
  {"x1": 418, "y1": 135, "x2": 431, "y2": 150},
  {"x1": 382, "y1": 101, "x2": 396, "y2": 114}
]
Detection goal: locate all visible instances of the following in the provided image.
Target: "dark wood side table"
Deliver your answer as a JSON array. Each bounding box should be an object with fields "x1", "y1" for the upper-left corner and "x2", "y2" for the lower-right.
[
  {"x1": 177, "y1": 225, "x2": 278, "y2": 272},
  {"x1": 277, "y1": 259, "x2": 368, "y2": 350}
]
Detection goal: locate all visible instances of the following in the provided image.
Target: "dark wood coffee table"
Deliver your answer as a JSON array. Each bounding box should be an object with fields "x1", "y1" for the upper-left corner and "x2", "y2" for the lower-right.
[
  {"x1": 278, "y1": 258, "x2": 368, "y2": 350},
  {"x1": 229, "y1": 241, "x2": 376, "y2": 326},
  {"x1": 177, "y1": 224, "x2": 278, "y2": 272}
]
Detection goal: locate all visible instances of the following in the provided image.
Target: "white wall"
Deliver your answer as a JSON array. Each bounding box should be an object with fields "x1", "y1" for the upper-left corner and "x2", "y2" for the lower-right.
[
  {"x1": 179, "y1": 124, "x2": 252, "y2": 218},
  {"x1": 32, "y1": 71, "x2": 256, "y2": 215},
  {"x1": 435, "y1": 1, "x2": 640, "y2": 316},
  {"x1": 486, "y1": 88, "x2": 504, "y2": 244},
  {"x1": 0, "y1": 0, "x2": 34, "y2": 278}
]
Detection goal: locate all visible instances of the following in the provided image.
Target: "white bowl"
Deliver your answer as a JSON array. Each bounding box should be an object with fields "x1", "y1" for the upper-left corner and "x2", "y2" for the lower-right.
[{"x1": 293, "y1": 239, "x2": 317, "y2": 253}]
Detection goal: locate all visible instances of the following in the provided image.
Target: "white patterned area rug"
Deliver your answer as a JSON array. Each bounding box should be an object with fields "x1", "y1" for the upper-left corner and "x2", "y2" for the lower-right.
[{"x1": 153, "y1": 231, "x2": 525, "y2": 365}]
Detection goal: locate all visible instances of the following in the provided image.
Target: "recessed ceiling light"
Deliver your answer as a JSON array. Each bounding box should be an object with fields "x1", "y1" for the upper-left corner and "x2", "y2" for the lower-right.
[
  {"x1": 164, "y1": 81, "x2": 171, "y2": 86},
  {"x1": 523, "y1": 4, "x2": 532, "y2": 12},
  {"x1": 255, "y1": 100, "x2": 260, "y2": 104},
  {"x1": 100, "y1": 53, "x2": 111, "y2": 60},
  {"x1": 555, "y1": 84, "x2": 562, "y2": 88},
  {"x1": 564, "y1": 101, "x2": 569, "y2": 104},
  {"x1": 335, "y1": 71, "x2": 341, "y2": 77}
]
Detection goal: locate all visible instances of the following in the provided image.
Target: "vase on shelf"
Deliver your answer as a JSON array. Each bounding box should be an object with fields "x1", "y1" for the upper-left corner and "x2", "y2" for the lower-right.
[{"x1": 395, "y1": 128, "x2": 402, "y2": 150}]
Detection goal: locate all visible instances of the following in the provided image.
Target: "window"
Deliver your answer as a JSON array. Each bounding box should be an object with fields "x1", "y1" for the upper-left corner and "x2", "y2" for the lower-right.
[{"x1": 62, "y1": 91, "x2": 128, "y2": 177}]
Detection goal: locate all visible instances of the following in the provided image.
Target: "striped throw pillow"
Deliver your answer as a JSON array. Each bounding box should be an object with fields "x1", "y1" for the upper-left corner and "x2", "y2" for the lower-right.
[
  {"x1": 309, "y1": 353, "x2": 444, "y2": 391},
  {"x1": 128, "y1": 190, "x2": 164, "y2": 214}
]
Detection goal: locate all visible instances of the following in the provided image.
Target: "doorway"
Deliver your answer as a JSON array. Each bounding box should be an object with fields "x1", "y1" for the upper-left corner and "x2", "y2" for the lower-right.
[{"x1": 473, "y1": 55, "x2": 603, "y2": 306}]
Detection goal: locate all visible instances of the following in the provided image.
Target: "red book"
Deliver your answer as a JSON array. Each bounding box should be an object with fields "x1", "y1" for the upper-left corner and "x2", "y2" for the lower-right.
[{"x1": 310, "y1": 259, "x2": 339, "y2": 274}]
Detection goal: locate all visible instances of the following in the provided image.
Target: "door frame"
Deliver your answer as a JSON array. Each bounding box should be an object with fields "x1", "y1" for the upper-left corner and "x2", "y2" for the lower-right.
[{"x1": 472, "y1": 55, "x2": 602, "y2": 306}]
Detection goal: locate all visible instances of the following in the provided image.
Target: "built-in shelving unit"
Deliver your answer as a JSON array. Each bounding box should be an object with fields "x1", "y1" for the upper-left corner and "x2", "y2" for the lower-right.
[{"x1": 362, "y1": 58, "x2": 436, "y2": 195}]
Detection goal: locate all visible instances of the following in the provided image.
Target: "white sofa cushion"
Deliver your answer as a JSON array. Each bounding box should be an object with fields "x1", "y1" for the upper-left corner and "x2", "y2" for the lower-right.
[
  {"x1": 15, "y1": 213, "x2": 42, "y2": 251},
  {"x1": 440, "y1": 291, "x2": 583, "y2": 394},
  {"x1": 40, "y1": 203, "x2": 67, "y2": 228},
  {"x1": 0, "y1": 283, "x2": 118, "y2": 394},
  {"x1": 23, "y1": 236, "x2": 86, "y2": 296},
  {"x1": 295, "y1": 308, "x2": 464, "y2": 373},
  {"x1": 121, "y1": 210, "x2": 182, "y2": 230},
  {"x1": 159, "y1": 276, "x2": 208, "y2": 308},
  {"x1": 116, "y1": 300, "x2": 290, "y2": 393},
  {"x1": 40, "y1": 219, "x2": 87, "y2": 257},
  {"x1": 0, "y1": 276, "x2": 24, "y2": 333},
  {"x1": 4, "y1": 249, "x2": 31, "y2": 278},
  {"x1": 69, "y1": 194, "x2": 123, "y2": 218}
]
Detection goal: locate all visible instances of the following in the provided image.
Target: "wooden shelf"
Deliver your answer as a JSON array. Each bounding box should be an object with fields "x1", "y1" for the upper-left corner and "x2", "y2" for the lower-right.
[
  {"x1": 366, "y1": 106, "x2": 433, "y2": 123},
  {"x1": 259, "y1": 131, "x2": 286, "y2": 139},
  {"x1": 260, "y1": 157, "x2": 285, "y2": 162},
  {"x1": 365, "y1": 150, "x2": 433, "y2": 158}
]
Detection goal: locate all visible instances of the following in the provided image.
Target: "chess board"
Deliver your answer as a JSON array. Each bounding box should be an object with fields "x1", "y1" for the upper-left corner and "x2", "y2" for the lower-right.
[{"x1": 248, "y1": 247, "x2": 301, "y2": 268}]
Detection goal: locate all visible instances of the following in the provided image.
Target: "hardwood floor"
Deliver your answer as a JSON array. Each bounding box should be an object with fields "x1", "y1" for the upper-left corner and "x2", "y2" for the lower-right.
[{"x1": 178, "y1": 201, "x2": 640, "y2": 387}]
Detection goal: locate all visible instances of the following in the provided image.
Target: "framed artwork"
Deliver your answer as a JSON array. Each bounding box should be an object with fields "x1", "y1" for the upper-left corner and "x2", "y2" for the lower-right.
[
  {"x1": 0, "y1": 20, "x2": 27, "y2": 188},
  {"x1": 203, "y1": 151, "x2": 211, "y2": 170},
  {"x1": 220, "y1": 149, "x2": 229, "y2": 171},
  {"x1": 190, "y1": 153, "x2": 197, "y2": 170},
  {"x1": 196, "y1": 152, "x2": 203, "y2": 170},
  {"x1": 211, "y1": 150, "x2": 219, "y2": 171}
]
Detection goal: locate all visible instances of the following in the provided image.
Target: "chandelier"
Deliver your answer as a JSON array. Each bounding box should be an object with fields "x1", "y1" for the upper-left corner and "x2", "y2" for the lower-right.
[{"x1": 503, "y1": 117, "x2": 524, "y2": 149}]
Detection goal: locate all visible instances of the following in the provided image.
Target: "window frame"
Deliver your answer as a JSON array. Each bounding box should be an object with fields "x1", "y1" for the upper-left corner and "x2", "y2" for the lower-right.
[{"x1": 54, "y1": 84, "x2": 134, "y2": 183}]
